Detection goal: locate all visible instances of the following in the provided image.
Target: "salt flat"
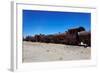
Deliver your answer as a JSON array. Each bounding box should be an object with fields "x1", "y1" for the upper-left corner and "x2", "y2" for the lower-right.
[{"x1": 22, "y1": 41, "x2": 91, "y2": 62}]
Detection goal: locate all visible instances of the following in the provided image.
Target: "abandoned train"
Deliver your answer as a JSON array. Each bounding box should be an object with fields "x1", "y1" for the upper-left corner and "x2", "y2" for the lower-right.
[{"x1": 23, "y1": 27, "x2": 91, "y2": 47}]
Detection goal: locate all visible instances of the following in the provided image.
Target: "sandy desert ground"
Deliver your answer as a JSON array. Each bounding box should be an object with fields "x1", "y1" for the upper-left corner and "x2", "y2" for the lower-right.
[{"x1": 22, "y1": 41, "x2": 91, "y2": 62}]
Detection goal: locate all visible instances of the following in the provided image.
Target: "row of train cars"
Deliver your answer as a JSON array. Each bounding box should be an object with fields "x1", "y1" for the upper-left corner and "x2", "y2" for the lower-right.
[{"x1": 23, "y1": 27, "x2": 91, "y2": 47}]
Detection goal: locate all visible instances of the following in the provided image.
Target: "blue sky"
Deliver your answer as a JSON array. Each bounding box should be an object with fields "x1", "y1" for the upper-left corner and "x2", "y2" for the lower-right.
[{"x1": 23, "y1": 10, "x2": 91, "y2": 37}]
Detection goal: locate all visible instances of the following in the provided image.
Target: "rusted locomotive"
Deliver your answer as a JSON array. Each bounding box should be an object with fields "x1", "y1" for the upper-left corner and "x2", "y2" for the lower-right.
[{"x1": 23, "y1": 27, "x2": 91, "y2": 47}]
